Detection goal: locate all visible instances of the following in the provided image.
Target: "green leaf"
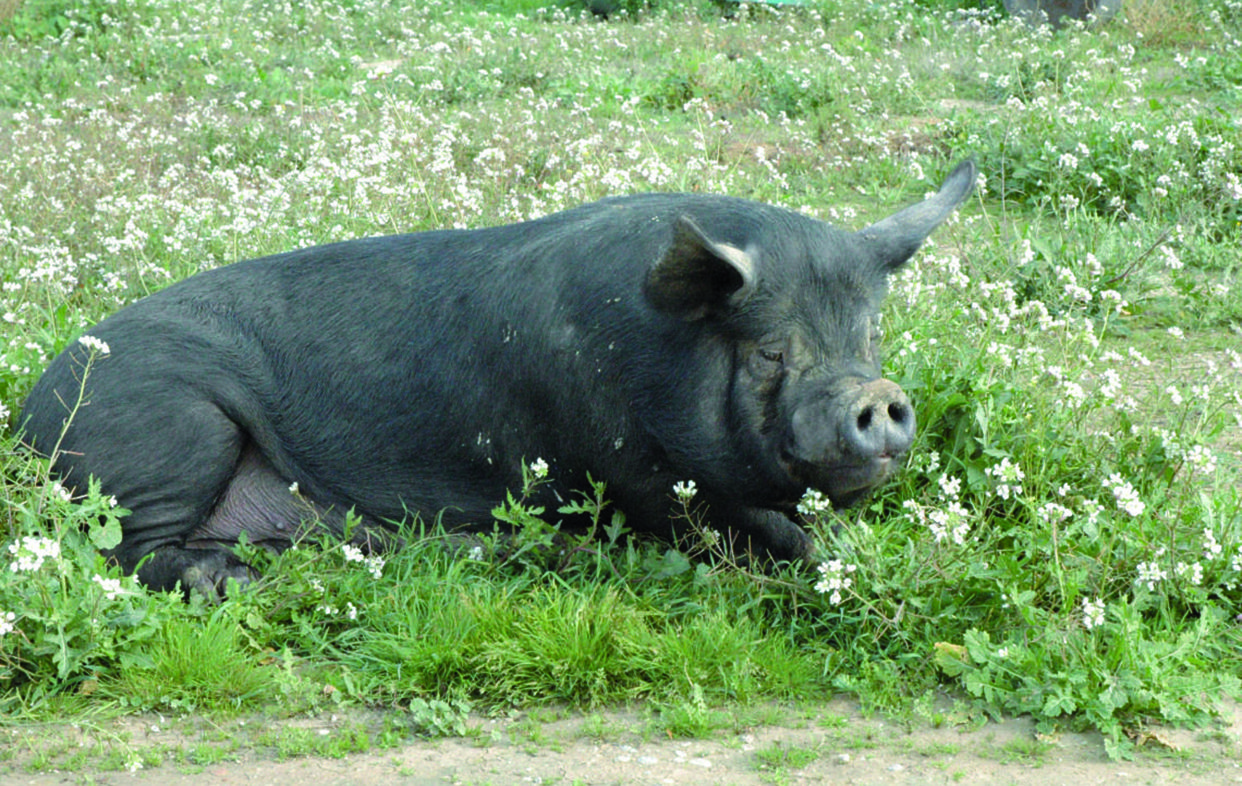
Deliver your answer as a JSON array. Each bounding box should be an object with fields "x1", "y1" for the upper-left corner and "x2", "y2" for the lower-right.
[
  {"x1": 1098, "y1": 683, "x2": 1128, "y2": 713},
  {"x1": 653, "y1": 549, "x2": 691, "y2": 579},
  {"x1": 603, "y1": 510, "x2": 628, "y2": 545},
  {"x1": 963, "y1": 629, "x2": 993, "y2": 662},
  {"x1": 87, "y1": 515, "x2": 123, "y2": 551},
  {"x1": 932, "y1": 642, "x2": 969, "y2": 677},
  {"x1": 1042, "y1": 691, "x2": 1077, "y2": 717}
]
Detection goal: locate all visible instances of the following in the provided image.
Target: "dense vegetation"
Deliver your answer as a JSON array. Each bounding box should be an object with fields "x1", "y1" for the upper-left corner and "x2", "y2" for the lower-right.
[{"x1": 1, "y1": 0, "x2": 1239, "y2": 767}]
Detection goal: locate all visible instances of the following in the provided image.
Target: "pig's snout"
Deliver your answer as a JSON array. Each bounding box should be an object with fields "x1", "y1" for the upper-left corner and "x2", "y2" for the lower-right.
[{"x1": 841, "y1": 378, "x2": 915, "y2": 460}]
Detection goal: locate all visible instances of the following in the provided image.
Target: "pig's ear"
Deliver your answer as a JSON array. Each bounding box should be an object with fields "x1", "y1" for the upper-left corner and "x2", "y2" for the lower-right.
[
  {"x1": 645, "y1": 215, "x2": 756, "y2": 321},
  {"x1": 856, "y1": 159, "x2": 976, "y2": 272}
]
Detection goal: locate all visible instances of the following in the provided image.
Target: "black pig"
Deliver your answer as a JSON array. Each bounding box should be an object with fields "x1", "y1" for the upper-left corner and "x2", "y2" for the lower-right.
[{"x1": 20, "y1": 160, "x2": 976, "y2": 595}]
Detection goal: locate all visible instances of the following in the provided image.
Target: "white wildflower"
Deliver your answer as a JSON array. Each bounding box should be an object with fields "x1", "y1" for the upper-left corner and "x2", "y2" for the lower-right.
[
  {"x1": 77, "y1": 334, "x2": 111, "y2": 355},
  {"x1": 529, "y1": 458, "x2": 549, "y2": 479},
  {"x1": 796, "y1": 488, "x2": 830, "y2": 516},
  {"x1": 1081, "y1": 597, "x2": 1106, "y2": 630},
  {"x1": 1099, "y1": 290, "x2": 1127, "y2": 313},
  {"x1": 985, "y1": 458, "x2": 1024, "y2": 500},
  {"x1": 8, "y1": 536, "x2": 61, "y2": 573},
  {"x1": 1126, "y1": 346, "x2": 1151, "y2": 366},
  {"x1": 1017, "y1": 238, "x2": 1036, "y2": 266},
  {"x1": 1081, "y1": 498, "x2": 1103, "y2": 528},
  {"x1": 1104, "y1": 473, "x2": 1145, "y2": 517},
  {"x1": 92, "y1": 574, "x2": 126, "y2": 601},
  {"x1": 342, "y1": 544, "x2": 385, "y2": 579},
  {"x1": 927, "y1": 500, "x2": 971, "y2": 545},
  {"x1": 1037, "y1": 502, "x2": 1073, "y2": 525},
  {"x1": 814, "y1": 559, "x2": 856, "y2": 605},
  {"x1": 1184, "y1": 444, "x2": 1216, "y2": 475},
  {"x1": 1203, "y1": 528, "x2": 1223, "y2": 561},
  {"x1": 1135, "y1": 561, "x2": 1167, "y2": 591},
  {"x1": 936, "y1": 474, "x2": 961, "y2": 500},
  {"x1": 1175, "y1": 561, "x2": 1204, "y2": 586},
  {"x1": 902, "y1": 498, "x2": 926, "y2": 526}
]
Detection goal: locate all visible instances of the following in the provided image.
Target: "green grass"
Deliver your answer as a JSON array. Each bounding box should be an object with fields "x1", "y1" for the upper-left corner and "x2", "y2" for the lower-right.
[
  {"x1": 2, "y1": 0, "x2": 1241, "y2": 767},
  {"x1": 98, "y1": 613, "x2": 274, "y2": 712},
  {"x1": 755, "y1": 740, "x2": 821, "y2": 769}
]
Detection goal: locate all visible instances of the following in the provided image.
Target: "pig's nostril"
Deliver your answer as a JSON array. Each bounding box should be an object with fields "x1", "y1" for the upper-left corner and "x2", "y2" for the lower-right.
[
  {"x1": 858, "y1": 402, "x2": 908, "y2": 433},
  {"x1": 856, "y1": 407, "x2": 873, "y2": 432}
]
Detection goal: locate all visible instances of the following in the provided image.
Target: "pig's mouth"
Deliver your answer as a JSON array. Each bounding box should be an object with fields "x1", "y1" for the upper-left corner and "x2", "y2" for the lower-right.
[{"x1": 779, "y1": 450, "x2": 904, "y2": 508}]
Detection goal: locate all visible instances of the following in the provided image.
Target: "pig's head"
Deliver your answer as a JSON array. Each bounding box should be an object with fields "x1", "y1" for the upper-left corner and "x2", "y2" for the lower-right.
[{"x1": 644, "y1": 160, "x2": 976, "y2": 510}]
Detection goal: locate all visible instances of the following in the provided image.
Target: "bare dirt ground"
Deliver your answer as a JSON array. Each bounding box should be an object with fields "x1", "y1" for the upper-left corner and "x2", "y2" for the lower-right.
[{"x1": 4, "y1": 697, "x2": 1241, "y2": 786}]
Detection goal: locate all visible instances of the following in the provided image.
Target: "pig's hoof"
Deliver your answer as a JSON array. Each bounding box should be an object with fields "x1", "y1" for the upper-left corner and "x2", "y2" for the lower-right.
[{"x1": 181, "y1": 553, "x2": 256, "y2": 602}]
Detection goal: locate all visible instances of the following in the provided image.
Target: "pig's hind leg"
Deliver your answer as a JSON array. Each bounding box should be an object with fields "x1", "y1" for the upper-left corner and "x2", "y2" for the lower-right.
[
  {"x1": 101, "y1": 430, "x2": 301, "y2": 598},
  {"x1": 95, "y1": 406, "x2": 320, "y2": 598},
  {"x1": 170, "y1": 445, "x2": 398, "y2": 599},
  {"x1": 24, "y1": 349, "x2": 364, "y2": 598},
  {"x1": 39, "y1": 396, "x2": 259, "y2": 598},
  {"x1": 128, "y1": 442, "x2": 305, "y2": 598}
]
